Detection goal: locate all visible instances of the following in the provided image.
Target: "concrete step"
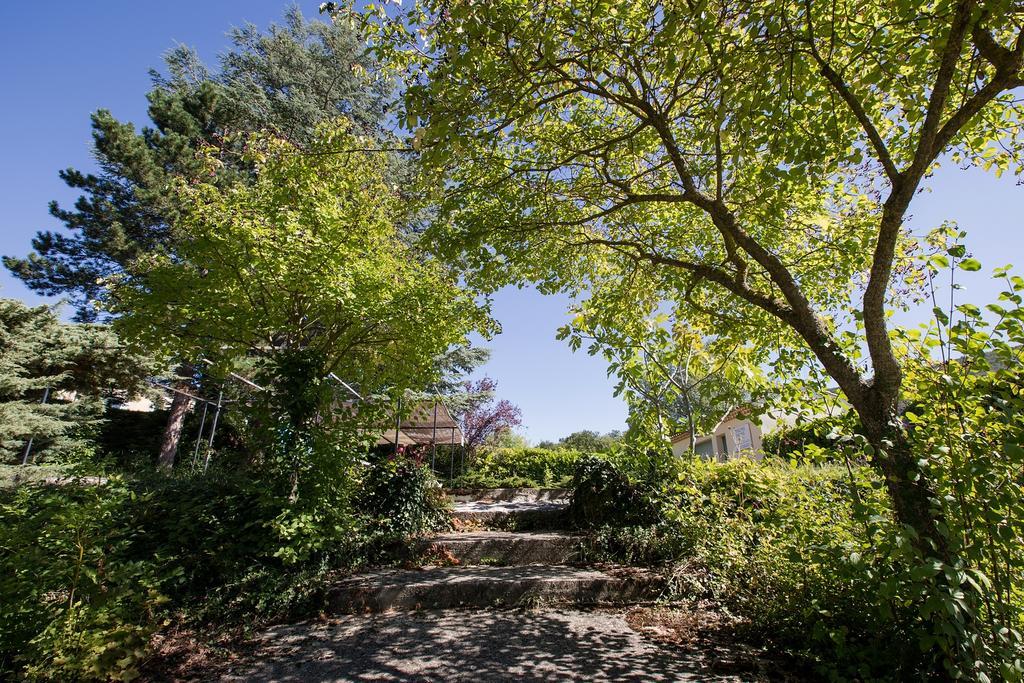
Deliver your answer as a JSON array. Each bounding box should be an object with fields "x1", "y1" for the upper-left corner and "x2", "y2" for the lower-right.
[
  {"x1": 451, "y1": 499, "x2": 568, "y2": 529},
  {"x1": 447, "y1": 488, "x2": 570, "y2": 504},
  {"x1": 327, "y1": 565, "x2": 664, "y2": 613},
  {"x1": 418, "y1": 531, "x2": 581, "y2": 566}
]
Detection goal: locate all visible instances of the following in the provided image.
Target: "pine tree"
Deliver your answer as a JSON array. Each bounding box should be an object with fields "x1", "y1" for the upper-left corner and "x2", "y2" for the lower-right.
[
  {"x1": 0, "y1": 299, "x2": 152, "y2": 463},
  {"x1": 4, "y1": 7, "x2": 392, "y2": 321}
]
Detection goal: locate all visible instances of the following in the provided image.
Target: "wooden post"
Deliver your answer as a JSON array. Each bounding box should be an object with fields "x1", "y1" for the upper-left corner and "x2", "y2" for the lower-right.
[
  {"x1": 449, "y1": 426, "x2": 455, "y2": 482},
  {"x1": 431, "y1": 399, "x2": 438, "y2": 472},
  {"x1": 394, "y1": 395, "x2": 402, "y2": 456}
]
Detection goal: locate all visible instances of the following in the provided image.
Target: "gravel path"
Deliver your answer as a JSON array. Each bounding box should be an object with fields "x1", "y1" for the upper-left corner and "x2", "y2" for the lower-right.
[{"x1": 218, "y1": 608, "x2": 765, "y2": 682}]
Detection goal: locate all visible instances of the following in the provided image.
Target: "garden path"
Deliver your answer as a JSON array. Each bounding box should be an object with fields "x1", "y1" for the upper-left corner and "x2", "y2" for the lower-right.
[{"x1": 210, "y1": 489, "x2": 788, "y2": 682}]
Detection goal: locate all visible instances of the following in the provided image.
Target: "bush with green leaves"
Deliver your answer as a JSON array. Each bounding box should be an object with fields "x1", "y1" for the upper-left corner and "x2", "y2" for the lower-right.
[
  {"x1": 451, "y1": 447, "x2": 582, "y2": 489},
  {"x1": 581, "y1": 434, "x2": 1023, "y2": 680},
  {"x1": 0, "y1": 468, "x2": 373, "y2": 681},
  {"x1": 0, "y1": 481, "x2": 165, "y2": 680},
  {"x1": 884, "y1": 264, "x2": 1024, "y2": 680},
  {"x1": 568, "y1": 455, "x2": 659, "y2": 529},
  {"x1": 760, "y1": 415, "x2": 856, "y2": 461},
  {"x1": 578, "y1": 523, "x2": 687, "y2": 567},
  {"x1": 358, "y1": 455, "x2": 450, "y2": 538},
  {"x1": 579, "y1": 455, "x2": 916, "y2": 678},
  {"x1": 671, "y1": 459, "x2": 916, "y2": 678}
]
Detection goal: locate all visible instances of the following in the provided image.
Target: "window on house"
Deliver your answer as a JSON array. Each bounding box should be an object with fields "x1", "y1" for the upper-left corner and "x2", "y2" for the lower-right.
[
  {"x1": 694, "y1": 438, "x2": 715, "y2": 459},
  {"x1": 719, "y1": 434, "x2": 729, "y2": 457}
]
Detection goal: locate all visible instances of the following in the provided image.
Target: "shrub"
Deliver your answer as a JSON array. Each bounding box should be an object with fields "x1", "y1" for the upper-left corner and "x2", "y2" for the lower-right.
[
  {"x1": 568, "y1": 455, "x2": 659, "y2": 528},
  {"x1": 358, "y1": 455, "x2": 450, "y2": 537},
  {"x1": 578, "y1": 523, "x2": 687, "y2": 566},
  {"x1": 665, "y1": 458, "x2": 916, "y2": 678},
  {"x1": 760, "y1": 415, "x2": 853, "y2": 459},
  {"x1": 451, "y1": 447, "x2": 582, "y2": 489},
  {"x1": 95, "y1": 407, "x2": 169, "y2": 469},
  {"x1": 576, "y1": 456, "x2": 926, "y2": 678},
  {"x1": 1, "y1": 481, "x2": 170, "y2": 680},
  {"x1": 0, "y1": 469, "x2": 371, "y2": 681}
]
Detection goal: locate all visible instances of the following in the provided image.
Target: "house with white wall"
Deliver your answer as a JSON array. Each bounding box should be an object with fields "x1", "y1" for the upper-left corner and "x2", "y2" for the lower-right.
[{"x1": 669, "y1": 408, "x2": 765, "y2": 460}]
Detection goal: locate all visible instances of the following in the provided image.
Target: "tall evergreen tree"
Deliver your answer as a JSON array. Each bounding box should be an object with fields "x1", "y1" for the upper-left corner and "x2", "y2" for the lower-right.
[
  {"x1": 0, "y1": 299, "x2": 152, "y2": 463},
  {"x1": 4, "y1": 7, "x2": 392, "y2": 321}
]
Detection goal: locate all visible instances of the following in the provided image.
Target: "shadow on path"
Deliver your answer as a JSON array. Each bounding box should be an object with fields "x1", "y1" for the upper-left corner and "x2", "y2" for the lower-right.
[{"x1": 219, "y1": 607, "x2": 766, "y2": 682}]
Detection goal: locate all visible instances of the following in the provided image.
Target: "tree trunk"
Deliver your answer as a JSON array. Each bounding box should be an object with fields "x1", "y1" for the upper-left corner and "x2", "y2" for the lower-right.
[
  {"x1": 158, "y1": 379, "x2": 193, "y2": 470},
  {"x1": 853, "y1": 389, "x2": 947, "y2": 557}
]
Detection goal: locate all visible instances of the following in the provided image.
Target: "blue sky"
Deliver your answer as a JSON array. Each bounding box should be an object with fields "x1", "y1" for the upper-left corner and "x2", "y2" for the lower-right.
[{"x1": 1, "y1": 2, "x2": 1021, "y2": 442}]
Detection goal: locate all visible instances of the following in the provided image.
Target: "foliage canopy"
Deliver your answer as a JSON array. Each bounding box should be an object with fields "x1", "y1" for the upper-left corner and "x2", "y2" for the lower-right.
[
  {"x1": 110, "y1": 120, "x2": 486, "y2": 394},
  {"x1": 329, "y1": 0, "x2": 1024, "y2": 676}
]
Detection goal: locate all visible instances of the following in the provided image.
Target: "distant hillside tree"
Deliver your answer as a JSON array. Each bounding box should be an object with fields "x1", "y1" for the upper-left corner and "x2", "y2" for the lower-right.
[{"x1": 547, "y1": 430, "x2": 622, "y2": 453}]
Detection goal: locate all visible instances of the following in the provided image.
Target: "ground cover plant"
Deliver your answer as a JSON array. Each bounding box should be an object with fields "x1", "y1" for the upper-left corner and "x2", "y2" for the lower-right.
[{"x1": 0, "y1": 453, "x2": 450, "y2": 680}]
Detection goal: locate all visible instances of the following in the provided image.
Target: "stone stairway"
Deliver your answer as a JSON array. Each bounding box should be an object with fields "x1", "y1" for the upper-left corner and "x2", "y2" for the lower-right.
[
  {"x1": 447, "y1": 487, "x2": 571, "y2": 528},
  {"x1": 328, "y1": 488, "x2": 664, "y2": 613}
]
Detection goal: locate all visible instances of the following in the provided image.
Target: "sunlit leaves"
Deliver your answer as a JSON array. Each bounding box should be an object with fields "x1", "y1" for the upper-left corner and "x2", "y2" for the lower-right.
[
  {"x1": 109, "y1": 119, "x2": 492, "y2": 397},
  {"x1": 326, "y1": 0, "x2": 1022, "y2": 409}
]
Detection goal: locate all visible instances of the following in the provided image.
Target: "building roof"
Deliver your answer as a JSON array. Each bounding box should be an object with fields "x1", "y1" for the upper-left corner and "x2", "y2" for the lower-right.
[
  {"x1": 377, "y1": 400, "x2": 463, "y2": 446},
  {"x1": 669, "y1": 407, "x2": 750, "y2": 443}
]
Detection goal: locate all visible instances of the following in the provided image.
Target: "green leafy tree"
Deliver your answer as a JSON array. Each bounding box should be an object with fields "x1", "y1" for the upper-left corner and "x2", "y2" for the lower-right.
[
  {"x1": 331, "y1": 0, "x2": 1024, "y2": 540},
  {"x1": 0, "y1": 299, "x2": 153, "y2": 463},
  {"x1": 562, "y1": 301, "x2": 759, "y2": 450},
  {"x1": 552, "y1": 430, "x2": 622, "y2": 453},
  {"x1": 108, "y1": 120, "x2": 490, "y2": 502},
  {"x1": 332, "y1": 1, "x2": 1024, "y2": 675},
  {"x1": 487, "y1": 430, "x2": 530, "y2": 449},
  {"x1": 407, "y1": 343, "x2": 492, "y2": 414},
  {"x1": 4, "y1": 8, "x2": 392, "y2": 321},
  {"x1": 5, "y1": 8, "x2": 399, "y2": 467}
]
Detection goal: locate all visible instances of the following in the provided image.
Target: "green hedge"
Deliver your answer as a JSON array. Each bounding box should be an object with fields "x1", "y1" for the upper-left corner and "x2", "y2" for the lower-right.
[
  {"x1": 576, "y1": 456, "x2": 930, "y2": 679},
  {"x1": 451, "y1": 447, "x2": 584, "y2": 488},
  {"x1": 761, "y1": 415, "x2": 856, "y2": 460}
]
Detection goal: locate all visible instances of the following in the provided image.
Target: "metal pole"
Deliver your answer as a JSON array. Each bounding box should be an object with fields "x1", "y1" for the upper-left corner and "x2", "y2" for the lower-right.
[
  {"x1": 431, "y1": 399, "x2": 438, "y2": 473},
  {"x1": 199, "y1": 359, "x2": 266, "y2": 391},
  {"x1": 449, "y1": 426, "x2": 455, "y2": 482},
  {"x1": 203, "y1": 389, "x2": 224, "y2": 473},
  {"x1": 394, "y1": 395, "x2": 402, "y2": 457},
  {"x1": 191, "y1": 399, "x2": 210, "y2": 468},
  {"x1": 21, "y1": 387, "x2": 50, "y2": 465},
  {"x1": 328, "y1": 373, "x2": 362, "y2": 401}
]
